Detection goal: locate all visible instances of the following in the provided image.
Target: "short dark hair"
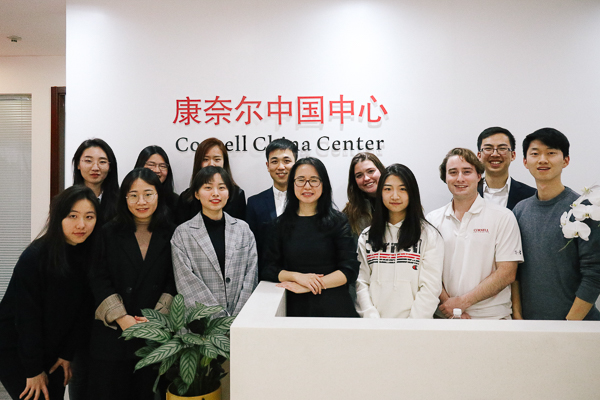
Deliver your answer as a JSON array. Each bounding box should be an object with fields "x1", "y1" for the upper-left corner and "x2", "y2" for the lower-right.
[
  {"x1": 115, "y1": 168, "x2": 171, "y2": 232},
  {"x1": 439, "y1": 148, "x2": 484, "y2": 183},
  {"x1": 265, "y1": 138, "x2": 298, "y2": 161},
  {"x1": 134, "y1": 145, "x2": 175, "y2": 194},
  {"x1": 477, "y1": 127, "x2": 516, "y2": 151},
  {"x1": 522, "y1": 127, "x2": 570, "y2": 158},
  {"x1": 191, "y1": 166, "x2": 234, "y2": 196}
]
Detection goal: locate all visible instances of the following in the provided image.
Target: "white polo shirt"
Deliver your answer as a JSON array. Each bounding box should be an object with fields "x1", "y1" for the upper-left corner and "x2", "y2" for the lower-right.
[{"x1": 426, "y1": 195, "x2": 523, "y2": 319}]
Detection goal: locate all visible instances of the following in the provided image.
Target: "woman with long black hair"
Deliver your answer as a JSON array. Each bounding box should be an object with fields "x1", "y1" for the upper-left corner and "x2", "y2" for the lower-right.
[
  {"x1": 0, "y1": 186, "x2": 100, "y2": 400},
  {"x1": 72, "y1": 138, "x2": 119, "y2": 225},
  {"x1": 355, "y1": 164, "x2": 444, "y2": 319},
  {"x1": 89, "y1": 168, "x2": 176, "y2": 400},
  {"x1": 262, "y1": 157, "x2": 359, "y2": 317},
  {"x1": 134, "y1": 145, "x2": 179, "y2": 217}
]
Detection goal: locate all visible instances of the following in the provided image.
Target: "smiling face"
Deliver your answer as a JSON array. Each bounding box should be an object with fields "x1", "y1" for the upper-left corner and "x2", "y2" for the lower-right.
[
  {"x1": 195, "y1": 173, "x2": 229, "y2": 219},
  {"x1": 144, "y1": 153, "x2": 168, "y2": 183},
  {"x1": 293, "y1": 164, "x2": 323, "y2": 207},
  {"x1": 267, "y1": 149, "x2": 295, "y2": 191},
  {"x1": 127, "y1": 179, "x2": 158, "y2": 224},
  {"x1": 201, "y1": 146, "x2": 224, "y2": 168},
  {"x1": 354, "y1": 160, "x2": 381, "y2": 196},
  {"x1": 445, "y1": 155, "x2": 481, "y2": 201},
  {"x1": 524, "y1": 139, "x2": 569, "y2": 185},
  {"x1": 382, "y1": 175, "x2": 409, "y2": 222},
  {"x1": 62, "y1": 199, "x2": 97, "y2": 246},
  {"x1": 78, "y1": 146, "x2": 110, "y2": 187},
  {"x1": 477, "y1": 133, "x2": 516, "y2": 178}
]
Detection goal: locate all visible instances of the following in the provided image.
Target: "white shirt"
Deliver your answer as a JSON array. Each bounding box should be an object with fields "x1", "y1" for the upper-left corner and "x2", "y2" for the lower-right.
[
  {"x1": 272, "y1": 186, "x2": 286, "y2": 217},
  {"x1": 426, "y1": 196, "x2": 523, "y2": 319},
  {"x1": 482, "y1": 176, "x2": 512, "y2": 208}
]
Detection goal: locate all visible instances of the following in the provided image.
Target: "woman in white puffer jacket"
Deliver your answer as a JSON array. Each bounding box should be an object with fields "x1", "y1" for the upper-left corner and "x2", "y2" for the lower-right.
[{"x1": 355, "y1": 164, "x2": 444, "y2": 319}]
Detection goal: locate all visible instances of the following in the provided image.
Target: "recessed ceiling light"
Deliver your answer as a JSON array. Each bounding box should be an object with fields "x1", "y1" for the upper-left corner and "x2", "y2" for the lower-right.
[{"x1": 7, "y1": 36, "x2": 22, "y2": 43}]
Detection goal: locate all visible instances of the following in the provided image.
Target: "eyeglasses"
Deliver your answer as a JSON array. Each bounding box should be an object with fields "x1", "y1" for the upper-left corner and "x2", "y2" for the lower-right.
[
  {"x1": 81, "y1": 158, "x2": 110, "y2": 168},
  {"x1": 126, "y1": 192, "x2": 157, "y2": 204},
  {"x1": 294, "y1": 178, "x2": 322, "y2": 187},
  {"x1": 145, "y1": 161, "x2": 169, "y2": 171},
  {"x1": 480, "y1": 146, "x2": 512, "y2": 155}
]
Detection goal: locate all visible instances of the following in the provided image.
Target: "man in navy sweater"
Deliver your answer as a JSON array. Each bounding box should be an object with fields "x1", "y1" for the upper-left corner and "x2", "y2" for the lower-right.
[
  {"x1": 513, "y1": 128, "x2": 600, "y2": 320},
  {"x1": 246, "y1": 138, "x2": 298, "y2": 279},
  {"x1": 476, "y1": 127, "x2": 536, "y2": 210}
]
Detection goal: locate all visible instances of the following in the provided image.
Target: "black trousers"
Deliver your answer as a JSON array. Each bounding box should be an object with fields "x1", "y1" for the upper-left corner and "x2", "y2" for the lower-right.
[
  {"x1": 88, "y1": 358, "x2": 156, "y2": 400},
  {"x1": 0, "y1": 348, "x2": 65, "y2": 400}
]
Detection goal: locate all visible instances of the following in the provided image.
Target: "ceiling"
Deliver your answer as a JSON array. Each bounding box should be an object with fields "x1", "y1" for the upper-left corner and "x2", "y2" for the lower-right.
[{"x1": 0, "y1": 0, "x2": 65, "y2": 56}]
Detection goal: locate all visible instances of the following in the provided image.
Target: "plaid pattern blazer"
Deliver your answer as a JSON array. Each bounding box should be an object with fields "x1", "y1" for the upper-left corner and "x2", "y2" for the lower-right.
[{"x1": 171, "y1": 212, "x2": 258, "y2": 317}]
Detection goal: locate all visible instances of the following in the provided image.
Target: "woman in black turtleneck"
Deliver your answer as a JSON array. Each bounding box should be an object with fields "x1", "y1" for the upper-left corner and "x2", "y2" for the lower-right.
[{"x1": 0, "y1": 186, "x2": 100, "y2": 400}]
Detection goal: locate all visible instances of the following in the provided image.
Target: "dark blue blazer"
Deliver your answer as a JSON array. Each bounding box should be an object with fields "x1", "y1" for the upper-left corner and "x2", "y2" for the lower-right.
[
  {"x1": 478, "y1": 177, "x2": 536, "y2": 210},
  {"x1": 246, "y1": 188, "x2": 277, "y2": 278}
]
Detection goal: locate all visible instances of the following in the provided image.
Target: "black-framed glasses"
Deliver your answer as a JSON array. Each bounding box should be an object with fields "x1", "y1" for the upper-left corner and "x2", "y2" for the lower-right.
[
  {"x1": 294, "y1": 177, "x2": 322, "y2": 187},
  {"x1": 480, "y1": 146, "x2": 511, "y2": 155},
  {"x1": 145, "y1": 161, "x2": 169, "y2": 171}
]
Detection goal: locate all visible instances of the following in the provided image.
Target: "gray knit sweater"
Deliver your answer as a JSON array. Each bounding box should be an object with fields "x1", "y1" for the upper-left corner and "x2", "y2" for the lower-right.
[{"x1": 513, "y1": 187, "x2": 600, "y2": 320}]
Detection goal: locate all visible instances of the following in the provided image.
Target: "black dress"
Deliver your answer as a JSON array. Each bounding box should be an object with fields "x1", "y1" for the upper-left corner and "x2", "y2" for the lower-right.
[
  {"x1": 175, "y1": 185, "x2": 246, "y2": 224},
  {"x1": 0, "y1": 241, "x2": 91, "y2": 399},
  {"x1": 263, "y1": 212, "x2": 359, "y2": 317}
]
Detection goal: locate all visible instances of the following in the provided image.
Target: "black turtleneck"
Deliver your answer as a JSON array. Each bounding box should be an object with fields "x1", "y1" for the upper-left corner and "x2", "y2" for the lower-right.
[{"x1": 201, "y1": 212, "x2": 226, "y2": 277}]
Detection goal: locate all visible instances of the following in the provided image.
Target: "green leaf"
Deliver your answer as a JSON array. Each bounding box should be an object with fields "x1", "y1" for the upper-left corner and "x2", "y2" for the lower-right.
[
  {"x1": 170, "y1": 294, "x2": 186, "y2": 332},
  {"x1": 152, "y1": 373, "x2": 161, "y2": 393},
  {"x1": 181, "y1": 332, "x2": 209, "y2": 346},
  {"x1": 121, "y1": 321, "x2": 167, "y2": 339},
  {"x1": 208, "y1": 334, "x2": 230, "y2": 354},
  {"x1": 205, "y1": 316, "x2": 235, "y2": 335},
  {"x1": 142, "y1": 309, "x2": 171, "y2": 330},
  {"x1": 198, "y1": 341, "x2": 219, "y2": 359},
  {"x1": 186, "y1": 302, "x2": 224, "y2": 324},
  {"x1": 135, "y1": 338, "x2": 183, "y2": 370},
  {"x1": 179, "y1": 348, "x2": 200, "y2": 385},
  {"x1": 200, "y1": 355, "x2": 212, "y2": 368},
  {"x1": 159, "y1": 353, "x2": 179, "y2": 375},
  {"x1": 135, "y1": 344, "x2": 157, "y2": 358},
  {"x1": 173, "y1": 377, "x2": 190, "y2": 397},
  {"x1": 123, "y1": 326, "x2": 171, "y2": 343}
]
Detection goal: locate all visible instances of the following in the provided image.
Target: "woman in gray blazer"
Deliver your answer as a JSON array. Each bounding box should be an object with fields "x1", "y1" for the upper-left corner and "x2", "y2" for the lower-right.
[{"x1": 171, "y1": 166, "x2": 258, "y2": 317}]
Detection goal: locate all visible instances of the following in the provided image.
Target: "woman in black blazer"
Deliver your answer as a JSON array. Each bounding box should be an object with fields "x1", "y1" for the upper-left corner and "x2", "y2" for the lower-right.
[
  {"x1": 0, "y1": 186, "x2": 100, "y2": 400},
  {"x1": 88, "y1": 168, "x2": 176, "y2": 400}
]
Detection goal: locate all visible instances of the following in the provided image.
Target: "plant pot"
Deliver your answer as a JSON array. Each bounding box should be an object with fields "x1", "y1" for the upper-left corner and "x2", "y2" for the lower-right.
[{"x1": 166, "y1": 385, "x2": 221, "y2": 400}]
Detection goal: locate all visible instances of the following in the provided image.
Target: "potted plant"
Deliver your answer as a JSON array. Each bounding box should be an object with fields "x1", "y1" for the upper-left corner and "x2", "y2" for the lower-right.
[{"x1": 122, "y1": 294, "x2": 234, "y2": 399}]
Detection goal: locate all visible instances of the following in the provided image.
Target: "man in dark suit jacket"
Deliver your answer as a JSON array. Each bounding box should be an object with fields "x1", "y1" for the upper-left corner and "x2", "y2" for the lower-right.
[
  {"x1": 476, "y1": 127, "x2": 536, "y2": 210},
  {"x1": 246, "y1": 138, "x2": 298, "y2": 278}
]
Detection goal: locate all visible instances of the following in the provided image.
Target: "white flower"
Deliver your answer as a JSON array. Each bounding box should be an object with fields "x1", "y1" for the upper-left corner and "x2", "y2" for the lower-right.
[
  {"x1": 572, "y1": 205, "x2": 593, "y2": 221},
  {"x1": 560, "y1": 211, "x2": 570, "y2": 226},
  {"x1": 581, "y1": 184, "x2": 600, "y2": 206},
  {"x1": 589, "y1": 205, "x2": 600, "y2": 221},
  {"x1": 562, "y1": 221, "x2": 591, "y2": 241}
]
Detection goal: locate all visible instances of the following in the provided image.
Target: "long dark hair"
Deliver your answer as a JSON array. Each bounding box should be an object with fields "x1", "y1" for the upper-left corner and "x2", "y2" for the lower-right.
[
  {"x1": 72, "y1": 138, "x2": 119, "y2": 221},
  {"x1": 35, "y1": 185, "x2": 100, "y2": 275},
  {"x1": 184, "y1": 138, "x2": 237, "y2": 203},
  {"x1": 134, "y1": 145, "x2": 175, "y2": 194},
  {"x1": 369, "y1": 164, "x2": 430, "y2": 252},
  {"x1": 279, "y1": 157, "x2": 338, "y2": 234},
  {"x1": 342, "y1": 152, "x2": 385, "y2": 235},
  {"x1": 114, "y1": 168, "x2": 171, "y2": 232}
]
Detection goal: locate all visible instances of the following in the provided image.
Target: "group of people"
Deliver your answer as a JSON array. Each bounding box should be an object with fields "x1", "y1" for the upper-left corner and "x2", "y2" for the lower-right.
[{"x1": 0, "y1": 126, "x2": 598, "y2": 400}]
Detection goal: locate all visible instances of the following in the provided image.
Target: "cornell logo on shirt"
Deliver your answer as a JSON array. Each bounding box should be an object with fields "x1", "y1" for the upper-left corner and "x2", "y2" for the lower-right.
[{"x1": 473, "y1": 228, "x2": 489, "y2": 233}]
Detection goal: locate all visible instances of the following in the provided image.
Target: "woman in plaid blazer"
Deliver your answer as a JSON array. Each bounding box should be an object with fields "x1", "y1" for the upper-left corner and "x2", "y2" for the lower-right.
[{"x1": 171, "y1": 166, "x2": 258, "y2": 317}]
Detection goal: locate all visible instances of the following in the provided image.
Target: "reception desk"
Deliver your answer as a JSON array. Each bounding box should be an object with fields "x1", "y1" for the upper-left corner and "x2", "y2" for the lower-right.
[{"x1": 231, "y1": 282, "x2": 600, "y2": 399}]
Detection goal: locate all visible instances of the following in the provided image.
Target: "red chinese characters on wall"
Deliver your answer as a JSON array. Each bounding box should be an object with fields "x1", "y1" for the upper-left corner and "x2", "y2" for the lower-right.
[{"x1": 173, "y1": 95, "x2": 387, "y2": 125}]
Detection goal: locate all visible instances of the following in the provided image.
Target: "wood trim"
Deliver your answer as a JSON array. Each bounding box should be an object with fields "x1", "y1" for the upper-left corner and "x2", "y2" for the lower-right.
[{"x1": 50, "y1": 86, "x2": 66, "y2": 198}]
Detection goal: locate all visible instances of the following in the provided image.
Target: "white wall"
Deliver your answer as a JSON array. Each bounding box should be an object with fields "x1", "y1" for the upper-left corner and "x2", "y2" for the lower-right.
[
  {"x1": 232, "y1": 282, "x2": 600, "y2": 400},
  {"x1": 0, "y1": 56, "x2": 66, "y2": 238},
  {"x1": 66, "y1": 0, "x2": 600, "y2": 212}
]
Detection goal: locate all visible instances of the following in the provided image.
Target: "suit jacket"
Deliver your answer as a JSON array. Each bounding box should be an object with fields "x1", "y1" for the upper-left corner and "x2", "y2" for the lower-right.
[
  {"x1": 246, "y1": 187, "x2": 277, "y2": 272},
  {"x1": 478, "y1": 177, "x2": 536, "y2": 210},
  {"x1": 89, "y1": 221, "x2": 176, "y2": 360},
  {"x1": 171, "y1": 212, "x2": 258, "y2": 318}
]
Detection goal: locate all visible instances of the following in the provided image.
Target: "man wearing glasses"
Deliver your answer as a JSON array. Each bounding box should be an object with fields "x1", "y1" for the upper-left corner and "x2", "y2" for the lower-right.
[{"x1": 476, "y1": 127, "x2": 536, "y2": 210}]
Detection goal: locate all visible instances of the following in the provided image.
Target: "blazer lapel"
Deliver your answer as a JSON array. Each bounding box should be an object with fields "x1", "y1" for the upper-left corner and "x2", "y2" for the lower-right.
[
  {"x1": 265, "y1": 189, "x2": 277, "y2": 221},
  {"x1": 134, "y1": 229, "x2": 170, "y2": 289},
  {"x1": 190, "y1": 214, "x2": 223, "y2": 278},
  {"x1": 223, "y1": 214, "x2": 238, "y2": 278},
  {"x1": 118, "y1": 231, "x2": 144, "y2": 276}
]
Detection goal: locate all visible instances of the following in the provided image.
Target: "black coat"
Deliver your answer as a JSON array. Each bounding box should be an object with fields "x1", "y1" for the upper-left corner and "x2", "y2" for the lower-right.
[
  {"x1": 246, "y1": 187, "x2": 277, "y2": 277},
  {"x1": 89, "y1": 221, "x2": 176, "y2": 360}
]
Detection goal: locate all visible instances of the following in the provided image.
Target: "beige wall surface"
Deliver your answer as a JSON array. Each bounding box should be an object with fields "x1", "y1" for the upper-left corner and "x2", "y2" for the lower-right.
[{"x1": 0, "y1": 55, "x2": 66, "y2": 238}]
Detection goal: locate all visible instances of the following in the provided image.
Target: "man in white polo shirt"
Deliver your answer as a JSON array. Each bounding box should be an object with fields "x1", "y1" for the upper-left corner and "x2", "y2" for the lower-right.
[{"x1": 426, "y1": 148, "x2": 523, "y2": 319}]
